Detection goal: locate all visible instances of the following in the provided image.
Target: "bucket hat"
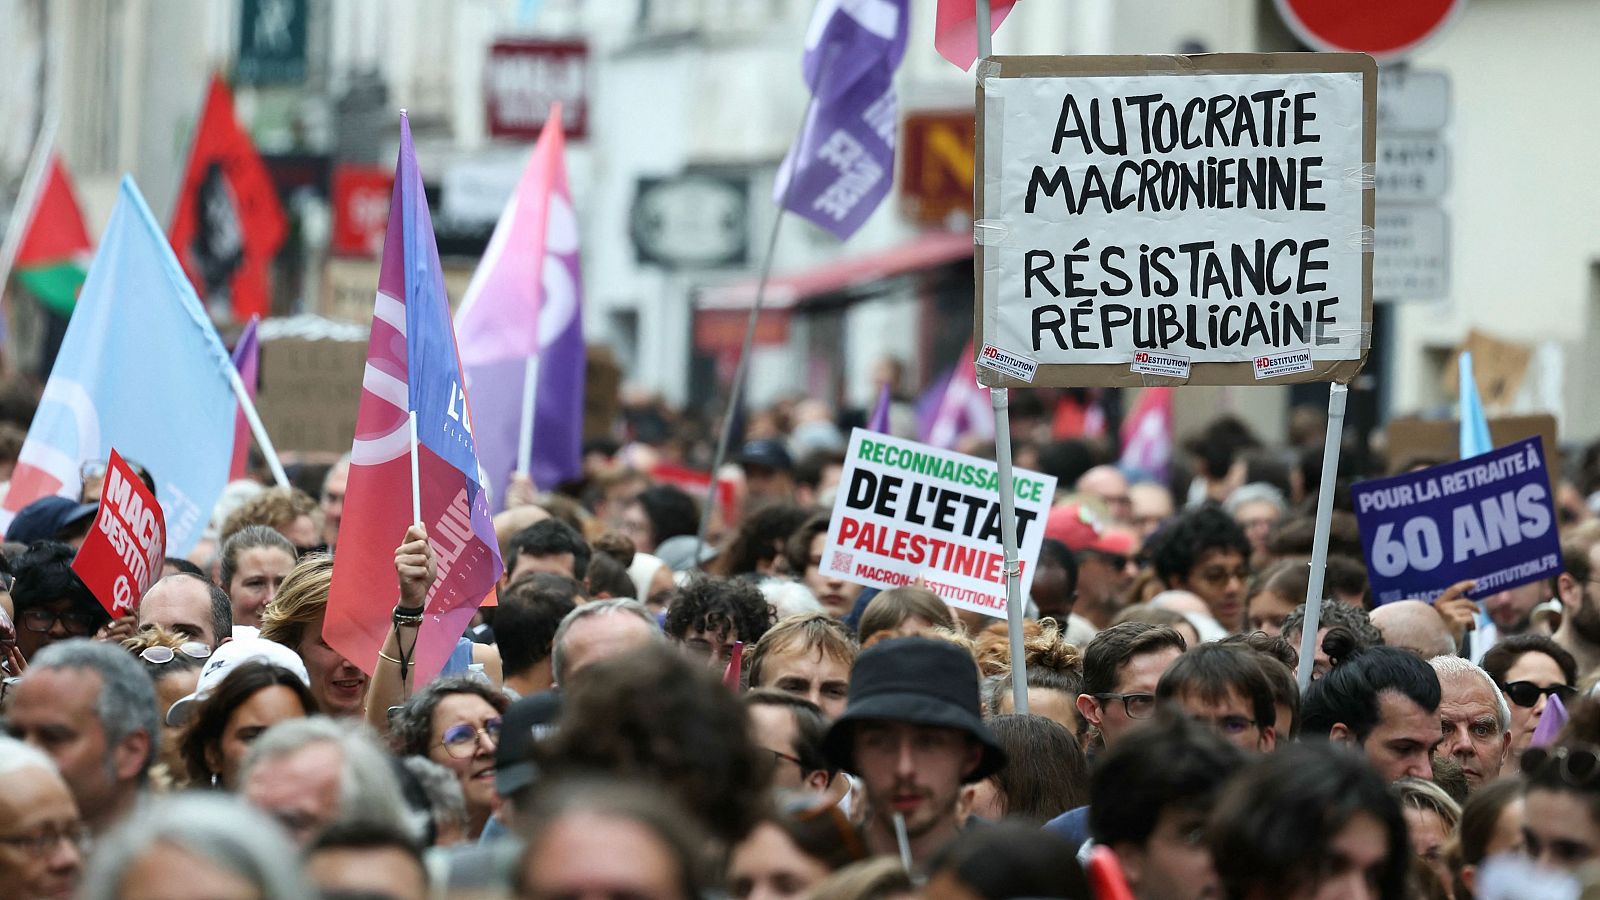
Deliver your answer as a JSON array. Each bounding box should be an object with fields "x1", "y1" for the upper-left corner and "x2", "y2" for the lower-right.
[{"x1": 822, "y1": 637, "x2": 1005, "y2": 782}]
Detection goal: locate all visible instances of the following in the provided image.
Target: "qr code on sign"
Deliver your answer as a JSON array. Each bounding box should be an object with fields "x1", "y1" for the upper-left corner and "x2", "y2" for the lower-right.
[{"x1": 830, "y1": 551, "x2": 854, "y2": 574}]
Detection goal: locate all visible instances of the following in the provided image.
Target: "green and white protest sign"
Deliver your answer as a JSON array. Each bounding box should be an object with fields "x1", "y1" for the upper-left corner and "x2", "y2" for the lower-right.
[{"x1": 822, "y1": 428, "x2": 1057, "y2": 620}]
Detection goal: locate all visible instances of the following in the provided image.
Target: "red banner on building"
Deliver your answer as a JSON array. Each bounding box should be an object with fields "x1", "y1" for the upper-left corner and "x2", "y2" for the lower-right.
[
  {"x1": 484, "y1": 39, "x2": 588, "y2": 140},
  {"x1": 72, "y1": 451, "x2": 166, "y2": 617},
  {"x1": 331, "y1": 164, "x2": 395, "y2": 257}
]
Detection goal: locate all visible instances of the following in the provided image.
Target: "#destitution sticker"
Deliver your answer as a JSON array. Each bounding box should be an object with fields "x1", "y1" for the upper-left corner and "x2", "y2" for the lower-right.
[
  {"x1": 1254, "y1": 348, "x2": 1315, "y2": 380},
  {"x1": 1130, "y1": 350, "x2": 1191, "y2": 379},
  {"x1": 977, "y1": 342, "x2": 1039, "y2": 383}
]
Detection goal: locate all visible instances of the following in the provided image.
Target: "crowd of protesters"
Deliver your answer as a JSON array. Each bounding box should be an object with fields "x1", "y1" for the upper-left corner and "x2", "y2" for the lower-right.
[{"x1": 8, "y1": 391, "x2": 1600, "y2": 900}]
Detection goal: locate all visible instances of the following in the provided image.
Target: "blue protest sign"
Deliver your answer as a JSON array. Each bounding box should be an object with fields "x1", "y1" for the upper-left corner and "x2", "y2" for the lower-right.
[{"x1": 1353, "y1": 436, "x2": 1560, "y2": 605}]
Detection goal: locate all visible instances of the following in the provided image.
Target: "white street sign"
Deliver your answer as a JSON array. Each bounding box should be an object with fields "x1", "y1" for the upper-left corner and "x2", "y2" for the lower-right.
[
  {"x1": 1377, "y1": 137, "x2": 1449, "y2": 202},
  {"x1": 1374, "y1": 205, "x2": 1448, "y2": 301}
]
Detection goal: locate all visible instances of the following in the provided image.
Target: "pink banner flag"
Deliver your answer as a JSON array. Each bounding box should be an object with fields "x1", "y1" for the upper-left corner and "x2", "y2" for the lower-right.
[
  {"x1": 229, "y1": 316, "x2": 260, "y2": 481},
  {"x1": 324, "y1": 114, "x2": 504, "y2": 681},
  {"x1": 934, "y1": 0, "x2": 1019, "y2": 70}
]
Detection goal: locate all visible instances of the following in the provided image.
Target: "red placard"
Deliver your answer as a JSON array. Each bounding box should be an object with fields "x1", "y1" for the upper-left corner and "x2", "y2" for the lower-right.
[
  {"x1": 484, "y1": 39, "x2": 588, "y2": 140},
  {"x1": 72, "y1": 451, "x2": 166, "y2": 617},
  {"x1": 1274, "y1": 0, "x2": 1465, "y2": 60},
  {"x1": 331, "y1": 164, "x2": 395, "y2": 258}
]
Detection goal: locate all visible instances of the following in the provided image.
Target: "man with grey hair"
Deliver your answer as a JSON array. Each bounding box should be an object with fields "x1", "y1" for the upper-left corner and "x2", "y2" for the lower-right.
[
  {"x1": 4, "y1": 639, "x2": 157, "y2": 834},
  {"x1": 137, "y1": 572, "x2": 233, "y2": 649},
  {"x1": 551, "y1": 598, "x2": 661, "y2": 687},
  {"x1": 239, "y1": 717, "x2": 411, "y2": 848},
  {"x1": 0, "y1": 735, "x2": 84, "y2": 898},
  {"x1": 1371, "y1": 600, "x2": 1456, "y2": 661},
  {"x1": 1430, "y1": 654, "x2": 1512, "y2": 791}
]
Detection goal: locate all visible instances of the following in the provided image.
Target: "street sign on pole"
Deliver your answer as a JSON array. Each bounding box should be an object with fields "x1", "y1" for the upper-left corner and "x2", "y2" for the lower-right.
[
  {"x1": 1378, "y1": 69, "x2": 1452, "y2": 132},
  {"x1": 1377, "y1": 137, "x2": 1449, "y2": 202}
]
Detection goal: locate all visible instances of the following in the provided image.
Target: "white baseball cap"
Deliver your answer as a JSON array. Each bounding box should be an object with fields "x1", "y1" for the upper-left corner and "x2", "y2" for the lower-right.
[{"x1": 164, "y1": 637, "x2": 310, "y2": 726}]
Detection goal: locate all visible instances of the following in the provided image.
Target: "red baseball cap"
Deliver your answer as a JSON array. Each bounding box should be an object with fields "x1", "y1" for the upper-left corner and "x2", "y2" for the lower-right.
[{"x1": 1045, "y1": 503, "x2": 1137, "y2": 556}]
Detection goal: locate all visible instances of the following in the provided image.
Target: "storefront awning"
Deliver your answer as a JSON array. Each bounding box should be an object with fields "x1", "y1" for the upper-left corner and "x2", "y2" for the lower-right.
[{"x1": 696, "y1": 229, "x2": 973, "y2": 311}]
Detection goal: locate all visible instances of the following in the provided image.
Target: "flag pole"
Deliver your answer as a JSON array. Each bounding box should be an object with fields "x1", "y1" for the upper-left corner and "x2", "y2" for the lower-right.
[
  {"x1": 516, "y1": 355, "x2": 538, "y2": 477},
  {"x1": 1295, "y1": 382, "x2": 1348, "y2": 692},
  {"x1": 970, "y1": 0, "x2": 1029, "y2": 715},
  {"x1": 223, "y1": 362, "x2": 289, "y2": 488},
  {"x1": 692, "y1": 95, "x2": 820, "y2": 568},
  {"x1": 408, "y1": 410, "x2": 422, "y2": 526}
]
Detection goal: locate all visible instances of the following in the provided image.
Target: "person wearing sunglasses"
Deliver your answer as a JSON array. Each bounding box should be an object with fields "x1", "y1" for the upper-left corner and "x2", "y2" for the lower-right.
[
  {"x1": 8, "y1": 542, "x2": 109, "y2": 664},
  {"x1": 1481, "y1": 634, "x2": 1580, "y2": 761},
  {"x1": 1520, "y1": 742, "x2": 1600, "y2": 872},
  {"x1": 391, "y1": 674, "x2": 509, "y2": 841}
]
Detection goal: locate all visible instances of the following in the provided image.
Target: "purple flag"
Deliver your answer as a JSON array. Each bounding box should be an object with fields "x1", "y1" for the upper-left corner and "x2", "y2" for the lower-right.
[
  {"x1": 775, "y1": 0, "x2": 909, "y2": 239},
  {"x1": 868, "y1": 383, "x2": 892, "y2": 433},
  {"x1": 1530, "y1": 693, "x2": 1570, "y2": 749},
  {"x1": 229, "y1": 315, "x2": 260, "y2": 481},
  {"x1": 455, "y1": 110, "x2": 585, "y2": 504}
]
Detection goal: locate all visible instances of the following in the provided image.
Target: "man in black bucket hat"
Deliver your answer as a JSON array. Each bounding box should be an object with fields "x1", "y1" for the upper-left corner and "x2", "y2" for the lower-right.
[{"x1": 822, "y1": 636, "x2": 1005, "y2": 867}]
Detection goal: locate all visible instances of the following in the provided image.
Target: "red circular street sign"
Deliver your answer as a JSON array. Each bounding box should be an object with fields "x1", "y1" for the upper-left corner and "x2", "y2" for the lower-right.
[{"x1": 1274, "y1": 0, "x2": 1467, "y2": 61}]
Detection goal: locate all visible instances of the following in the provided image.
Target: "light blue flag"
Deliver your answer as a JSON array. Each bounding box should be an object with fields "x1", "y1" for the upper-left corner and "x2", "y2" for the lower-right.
[
  {"x1": 1, "y1": 177, "x2": 239, "y2": 554},
  {"x1": 1459, "y1": 351, "x2": 1493, "y2": 460}
]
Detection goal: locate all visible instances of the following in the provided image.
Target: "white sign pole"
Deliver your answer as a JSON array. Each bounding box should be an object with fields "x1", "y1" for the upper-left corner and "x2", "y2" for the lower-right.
[
  {"x1": 1295, "y1": 382, "x2": 1348, "y2": 692},
  {"x1": 971, "y1": 1, "x2": 1030, "y2": 715}
]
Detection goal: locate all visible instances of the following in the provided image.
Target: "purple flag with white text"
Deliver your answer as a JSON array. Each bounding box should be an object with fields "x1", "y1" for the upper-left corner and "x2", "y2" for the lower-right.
[{"x1": 775, "y1": 0, "x2": 909, "y2": 240}]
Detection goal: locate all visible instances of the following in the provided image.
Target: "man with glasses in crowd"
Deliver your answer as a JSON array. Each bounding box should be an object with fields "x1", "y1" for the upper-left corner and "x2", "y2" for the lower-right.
[
  {"x1": 1047, "y1": 622, "x2": 1187, "y2": 846},
  {"x1": 0, "y1": 735, "x2": 84, "y2": 899},
  {"x1": 1150, "y1": 506, "x2": 1253, "y2": 633},
  {"x1": 1045, "y1": 503, "x2": 1138, "y2": 632},
  {"x1": 1156, "y1": 643, "x2": 1278, "y2": 753}
]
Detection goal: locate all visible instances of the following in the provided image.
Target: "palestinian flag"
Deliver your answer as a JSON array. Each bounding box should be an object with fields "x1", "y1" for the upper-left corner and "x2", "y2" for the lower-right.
[
  {"x1": 13, "y1": 154, "x2": 92, "y2": 317},
  {"x1": 169, "y1": 74, "x2": 286, "y2": 322}
]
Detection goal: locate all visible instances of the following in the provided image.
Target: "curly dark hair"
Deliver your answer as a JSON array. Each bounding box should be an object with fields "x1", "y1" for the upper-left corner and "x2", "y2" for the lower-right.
[
  {"x1": 663, "y1": 576, "x2": 772, "y2": 646},
  {"x1": 391, "y1": 675, "x2": 510, "y2": 757},
  {"x1": 714, "y1": 504, "x2": 812, "y2": 577},
  {"x1": 1148, "y1": 505, "x2": 1251, "y2": 586},
  {"x1": 537, "y1": 643, "x2": 768, "y2": 844}
]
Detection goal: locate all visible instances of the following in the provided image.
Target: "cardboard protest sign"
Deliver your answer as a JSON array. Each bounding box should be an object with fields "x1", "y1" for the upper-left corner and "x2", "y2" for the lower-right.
[
  {"x1": 1352, "y1": 437, "x2": 1559, "y2": 605},
  {"x1": 1384, "y1": 414, "x2": 1558, "y2": 488},
  {"x1": 73, "y1": 451, "x2": 166, "y2": 617},
  {"x1": 974, "y1": 54, "x2": 1376, "y2": 388},
  {"x1": 822, "y1": 428, "x2": 1057, "y2": 619}
]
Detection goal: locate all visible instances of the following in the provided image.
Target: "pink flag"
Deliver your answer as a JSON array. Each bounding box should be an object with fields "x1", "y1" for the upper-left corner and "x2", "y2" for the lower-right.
[
  {"x1": 934, "y1": 0, "x2": 1019, "y2": 70},
  {"x1": 324, "y1": 114, "x2": 504, "y2": 682},
  {"x1": 454, "y1": 104, "x2": 585, "y2": 503},
  {"x1": 921, "y1": 343, "x2": 994, "y2": 450},
  {"x1": 1119, "y1": 388, "x2": 1173, "y2": 481},
  {"x1": 229, "y1": 316, "x2": 260, "y2": 481},
  {"x1": 868, "y1": 384, "x2": 892, "y2": 434}
]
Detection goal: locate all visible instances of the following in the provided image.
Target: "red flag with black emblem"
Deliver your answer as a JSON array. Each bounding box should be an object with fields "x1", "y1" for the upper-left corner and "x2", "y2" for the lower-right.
[{"x1": 169, "y1": 75, "x2": 286, "y2": 322}]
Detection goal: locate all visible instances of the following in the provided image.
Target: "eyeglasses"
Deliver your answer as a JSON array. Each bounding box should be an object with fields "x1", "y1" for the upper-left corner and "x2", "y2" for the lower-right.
[
  {"x1": 0, "y1": 823, "x2": 86, "y2": 854},
  {"x1": 19, "y1": 609, "x2": 99, "y2": 635},
  {"x1": 1190, "y1": 714, "x2": 1257, "y2": 736},
  {"x1": 1521, "y1": 745, "x2": 1600, "y2": 787},
  {"x1": 441, "y1": 717, "x2": 502, "y2": 758},
  {"x1": 1094, "y1": 692, "x2": 1157, "y2": 719},
  {"x1": 80, "y1": 458, "x2": 152, "y2": 485},
  {"x1": 765, "y1": 748, "x2": 804, "y2": 769},
  {"x1": 1500, "y1": 680, "x2": 1577, "y2": 709},
  {"x1": 1193, "y1": 566, "x2": 1250, "y2": 587},
  {"x1": 138, "y1": 643, "x2": 213, "y2": 665}
]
